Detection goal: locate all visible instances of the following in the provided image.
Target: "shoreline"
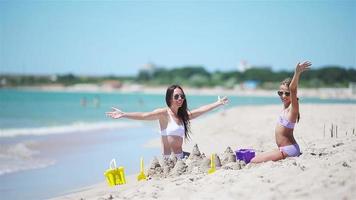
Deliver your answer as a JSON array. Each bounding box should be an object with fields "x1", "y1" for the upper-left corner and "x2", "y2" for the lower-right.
[
  {"x1": 0, "y1": 125, "x2": 161, "y2": 200},
  {"x1": 52, "y1": 103, "x2": 356, "y2": 200},
  {"x1": 2, "y1": 84, "x2": 356, "y2": 100}
]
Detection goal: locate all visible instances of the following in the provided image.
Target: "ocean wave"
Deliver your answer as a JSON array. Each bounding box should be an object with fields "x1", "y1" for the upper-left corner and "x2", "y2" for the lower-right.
[
  {"x1": 0, "y1": 142, "x2": 56, "y2": 176},
  {"x1": 0, "y1": 142, "x2": 39, "y2": 159},
  {"x1": 0, "y1": 121, "x2": 142, "y2": 137},
  {"x1": 0, "y1": 158, "x2": 56, "y2": 176}
]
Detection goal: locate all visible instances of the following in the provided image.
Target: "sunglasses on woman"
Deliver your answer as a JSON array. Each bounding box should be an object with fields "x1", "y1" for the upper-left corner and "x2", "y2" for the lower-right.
[
  {"x1": 277, "y1": 91, "x2": 291, "y2": 96},
  {"x1": 173, "y1": 94, "x2": 185, "y2": 100}
]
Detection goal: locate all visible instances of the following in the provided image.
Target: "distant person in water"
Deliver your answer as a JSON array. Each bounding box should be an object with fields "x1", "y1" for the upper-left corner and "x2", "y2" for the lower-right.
[
  {"x1": 138, "y1": 97, "x2": 145, "y2": 108},
  {"x1": 80, "y1": 97, "x2": 87, "y2": 107},
  {"x1": 93, "y1": 96, "x2": 100, "y2": 108},
  {"x1": 106, "y1": 84, "x2": 228, "y2": 159},
  {"x1": 250, "y1": 61, "x2": 312, "y2": 163}
]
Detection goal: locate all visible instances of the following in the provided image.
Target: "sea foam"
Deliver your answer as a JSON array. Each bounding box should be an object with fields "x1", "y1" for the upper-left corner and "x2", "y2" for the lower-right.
[
  {"x1": 0, "y1": 142, "x2": 55, "y2": 176},
  {"x1": 0, "y1": 121, "x2": 142, "y2": 137}
]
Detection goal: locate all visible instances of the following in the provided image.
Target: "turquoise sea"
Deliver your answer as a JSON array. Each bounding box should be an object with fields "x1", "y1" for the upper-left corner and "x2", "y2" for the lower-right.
[{"x1": 0, "y1": 89, "x2": 355, "y2": 200}]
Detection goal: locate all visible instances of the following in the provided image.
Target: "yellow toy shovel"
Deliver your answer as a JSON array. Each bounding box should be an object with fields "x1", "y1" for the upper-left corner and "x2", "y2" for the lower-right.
[
  {"x1": 208, "y1": 154, "x2": 216, "y2": 174},
  {"x1": 137, "y1": 157, "x2": 147, "y2": 181}
]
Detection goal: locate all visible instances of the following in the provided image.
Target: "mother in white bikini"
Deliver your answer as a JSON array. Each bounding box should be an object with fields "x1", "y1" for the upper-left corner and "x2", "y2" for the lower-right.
[
  {"x1": 251, "y1": 61, "x2": 311, "y2": 163},
  {"x1": 106, "y1": 84, "x2": 228, "y2": 159}
]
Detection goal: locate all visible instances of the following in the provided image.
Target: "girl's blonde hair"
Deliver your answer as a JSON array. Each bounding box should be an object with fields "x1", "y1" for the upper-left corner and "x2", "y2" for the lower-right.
[{"x1": 281, "y1": 77, "x2": 292, "y2": 86}]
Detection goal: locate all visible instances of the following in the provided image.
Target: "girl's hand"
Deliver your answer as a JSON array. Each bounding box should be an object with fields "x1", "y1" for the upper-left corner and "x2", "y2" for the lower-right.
[
  {"x1": 106, "y1": 107, "x2": 125, "y2": 119},
  {"x1": 218, "y1": 96, "x2": 229, "y2": 105},
  {"x1": 296, "y1": 61, "x2": 312, "y2": 74}
]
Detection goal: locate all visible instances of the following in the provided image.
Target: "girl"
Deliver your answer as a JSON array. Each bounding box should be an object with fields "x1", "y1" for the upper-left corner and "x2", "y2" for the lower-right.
[
  {"x1": 106, "y1": 84, "x2": 228, "y2": 159},
  {"x1": 250, "y1": 61, "x2": 311, "y2": 163}
]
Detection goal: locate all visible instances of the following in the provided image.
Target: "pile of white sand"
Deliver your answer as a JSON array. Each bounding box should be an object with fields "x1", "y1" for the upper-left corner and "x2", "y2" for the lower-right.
[{"x1": 145, "y1": 144, "x2": 245, "y2": 180}]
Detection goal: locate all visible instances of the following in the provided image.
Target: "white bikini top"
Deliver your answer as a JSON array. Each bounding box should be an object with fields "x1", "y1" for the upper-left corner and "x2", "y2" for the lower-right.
[{"x1": 160, "y1": 111, "x2": 185, "y2": 138}]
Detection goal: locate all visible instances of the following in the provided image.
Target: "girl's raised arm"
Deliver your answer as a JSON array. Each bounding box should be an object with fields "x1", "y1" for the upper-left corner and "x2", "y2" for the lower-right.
[
  {"x1": 289, "y1": 61, "x2": 311, "y2": 114},
  {"x1": 106, "y1": 107, "x2": 166, "y2": 121},
  {"x1": 189, "y1": 96, "x2": 228, "y2": 120}
]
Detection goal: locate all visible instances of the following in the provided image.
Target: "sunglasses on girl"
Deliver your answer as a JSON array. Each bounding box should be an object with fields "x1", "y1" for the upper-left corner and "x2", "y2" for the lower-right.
[
  {"x1": 277, "y1": 91, "x2": 291, "y2": 96},
  {"x1": 173, "y1": 94, "x2": 185, "y2": 100}
]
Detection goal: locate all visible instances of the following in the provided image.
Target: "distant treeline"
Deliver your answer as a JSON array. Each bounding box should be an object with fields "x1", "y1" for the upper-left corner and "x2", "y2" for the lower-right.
[
  {"x1": 137, "y1": 65, "x2": 356, "y2": 88},
  {"x1": 1, "y1": 65, "x2": 355, "y2": 89},
  {"x1": 0, "y1": 74, "x2": 134, "y2": 87}
]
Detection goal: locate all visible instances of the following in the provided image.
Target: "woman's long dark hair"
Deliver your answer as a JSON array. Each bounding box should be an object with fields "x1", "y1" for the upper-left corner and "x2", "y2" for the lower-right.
[
  {"x1": 281, "y1": 78, "x2": 300, "y2": 122},
  {"x1": 165, "y1": 85, "x2": 191, "y2": 139}
]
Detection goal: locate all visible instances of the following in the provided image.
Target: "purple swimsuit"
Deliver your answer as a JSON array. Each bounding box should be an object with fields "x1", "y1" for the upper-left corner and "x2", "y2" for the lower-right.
[
  {"x1": 277, "y1": 112, "x2": 295, "y2": 129},
  {"x1": 279, "y1": 144, "x2": 301, "y2": 157},
  {"x1": 277, "y1": 110, "x2": 301, "y2": 157}
]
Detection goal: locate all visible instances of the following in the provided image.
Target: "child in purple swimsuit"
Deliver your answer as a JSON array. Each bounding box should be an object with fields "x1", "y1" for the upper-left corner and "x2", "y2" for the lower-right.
[{"x1": 250, "y1": 61, "x2": 312, "y2": 163}]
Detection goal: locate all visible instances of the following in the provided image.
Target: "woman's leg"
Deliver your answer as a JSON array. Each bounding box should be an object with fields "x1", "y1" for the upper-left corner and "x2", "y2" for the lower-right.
[{"x1": 250, "y1": 149, "x2": 287, "y2": 163}]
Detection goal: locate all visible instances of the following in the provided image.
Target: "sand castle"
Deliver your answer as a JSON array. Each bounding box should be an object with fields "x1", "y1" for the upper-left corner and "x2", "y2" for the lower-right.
[{"x1": 146, "y1": 144, "x2": 246, "y2": 179}]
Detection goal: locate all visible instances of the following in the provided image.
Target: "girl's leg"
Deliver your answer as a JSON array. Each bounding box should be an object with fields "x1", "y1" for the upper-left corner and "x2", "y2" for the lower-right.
[{"x1": 250, "y1": 149, "x2": 287, "y2": 163}]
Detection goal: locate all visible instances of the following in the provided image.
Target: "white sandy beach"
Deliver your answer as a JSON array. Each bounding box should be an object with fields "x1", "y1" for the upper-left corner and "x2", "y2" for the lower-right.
[{"x1": 52, "y1": 104, "x2": 356, "y2": 200}]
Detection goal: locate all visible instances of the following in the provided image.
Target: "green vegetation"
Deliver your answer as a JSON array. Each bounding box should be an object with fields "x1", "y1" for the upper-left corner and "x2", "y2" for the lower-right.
[
  {"x1": 136, "y1": 65, "x2": 356, "y2": 88},
  {"x1": 0, "y1": 74, "x2": 134, "y2": 87},
  {"x1": 1, "y1": 65, "x2": 355, "y2": 89}
]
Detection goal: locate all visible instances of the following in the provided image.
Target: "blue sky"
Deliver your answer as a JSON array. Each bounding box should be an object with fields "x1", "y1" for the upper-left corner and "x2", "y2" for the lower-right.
[{"x1": 0, "y1": 0, "x2": 355, "y2": 76}]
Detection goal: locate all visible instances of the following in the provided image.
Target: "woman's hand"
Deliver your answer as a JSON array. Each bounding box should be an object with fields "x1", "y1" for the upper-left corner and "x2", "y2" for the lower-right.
[
  {"x1": 296, "y1": 61, "x2": 312, "y2": 74},
  {"x1": 106, "y1": 107, "x2": 125, "y2": 119},
  {"x1": 218, "y1": 96, "x2": 229, "y2": 105}
]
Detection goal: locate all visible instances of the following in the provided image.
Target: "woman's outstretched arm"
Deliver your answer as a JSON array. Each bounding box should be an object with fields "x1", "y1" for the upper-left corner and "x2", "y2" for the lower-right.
[
  {"x1": 289, "y1": 61, "x2": 311, "y2": 114},
  {"x1": 189, "y1": 96, "x2": 228, "y2": 120},
  {"x1": 106, "y1": 107, "x2": 166, "y2": 120}
]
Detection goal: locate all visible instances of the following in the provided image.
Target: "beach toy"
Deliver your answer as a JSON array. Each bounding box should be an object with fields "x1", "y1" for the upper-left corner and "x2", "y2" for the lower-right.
[
  {"x1": 235, "y1": 149, "x2": 255, "y2": 164},
  {"x1": 137, "y1": 157, "x2": 147, "y2": 181},
  {"x1": 104, "y1": 159, "x2": 126, "y2": 186},
  {"x1": 208, "y1": 154, "x2": 216, "y2": 174}
]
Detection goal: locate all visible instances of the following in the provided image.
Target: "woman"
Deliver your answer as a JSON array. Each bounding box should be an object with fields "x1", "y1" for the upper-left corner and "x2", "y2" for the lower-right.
[
  {"x1": 106, "y1": 84, "x2": 228, "y2": 159},
  {"x1": 250, "y1": 61, "x2": 311, "y2": 163}
]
